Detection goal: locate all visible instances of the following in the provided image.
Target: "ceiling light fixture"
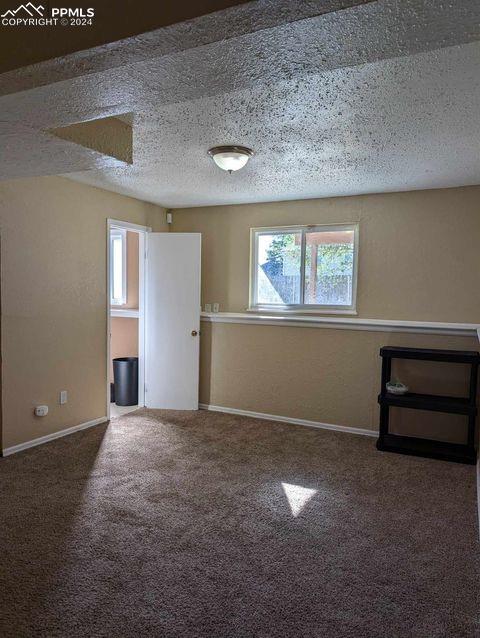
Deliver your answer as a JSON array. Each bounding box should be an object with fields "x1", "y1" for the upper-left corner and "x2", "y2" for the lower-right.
[{"x1": 208, "y1": 145, "x2": 254, "y2": 174}]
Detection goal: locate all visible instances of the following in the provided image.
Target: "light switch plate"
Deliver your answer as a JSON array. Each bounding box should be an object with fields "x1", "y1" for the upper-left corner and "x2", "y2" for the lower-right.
[
  {"x1": 204, "y1": 303, "x2": 212, "y2": 312},
  {"x1": 60, "y1": 390, "x2": 68, "y2": 405},
  {"x1": 213, "y1": 303, "x2": 220, "y2": 313}
]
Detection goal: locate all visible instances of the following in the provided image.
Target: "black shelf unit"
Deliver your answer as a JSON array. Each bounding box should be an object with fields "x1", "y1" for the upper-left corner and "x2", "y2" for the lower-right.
[{"x1": 376, "y1": 346, "x2": 479, "y2": 465}]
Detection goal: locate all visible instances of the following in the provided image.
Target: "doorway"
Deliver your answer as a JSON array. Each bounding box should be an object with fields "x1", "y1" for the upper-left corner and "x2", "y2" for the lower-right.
[
  {"x1": 107, "y1": 224, "x2": 202, "y2": 417},
  {"x1": 107, "y1": 219, "x2": 150, "y2": 420}
]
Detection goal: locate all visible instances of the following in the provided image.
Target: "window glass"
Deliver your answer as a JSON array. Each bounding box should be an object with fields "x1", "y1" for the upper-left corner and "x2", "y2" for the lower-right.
[
  {"x1": 110, "y1": 230, "x2": 126, "y2": 305},
  {"x1": 256, "y1": 232, "x2": 302, "y2": 305},
  {"x1": 304, "y1": 229, "x2": 355, "y2": 306},
  {"x1": 252, "y1": 225, "x2": 358, "y2": 310}
]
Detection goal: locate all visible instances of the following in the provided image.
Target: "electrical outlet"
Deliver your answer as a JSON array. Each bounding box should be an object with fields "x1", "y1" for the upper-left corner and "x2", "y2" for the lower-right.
[
  {"x1": 213, "y1": 303, "x2": 220, "y2": 313},
  {"x1": 204, "y1": 303, "x2": 212, "y2": 312},
  {"x1": 60, "y1": 390, "x2": 68, "y2": 405},
  {"x1": 34, "y1": 405, "x2": 48, "y2": 417}
]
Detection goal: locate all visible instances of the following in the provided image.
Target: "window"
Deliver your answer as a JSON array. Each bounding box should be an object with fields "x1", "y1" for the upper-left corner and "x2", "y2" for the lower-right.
[
  {"x1": 250, "y1": 224, "x2": 358, "y2": 312},
  {"x1": 110, "y1": 229, "x2": 127, "y2": 305}
]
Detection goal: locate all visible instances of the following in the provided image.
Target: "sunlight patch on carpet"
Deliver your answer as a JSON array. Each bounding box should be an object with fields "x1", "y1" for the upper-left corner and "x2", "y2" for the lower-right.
[{"x1": 282, "y1": 482, "x2": 317, "y2": 517}]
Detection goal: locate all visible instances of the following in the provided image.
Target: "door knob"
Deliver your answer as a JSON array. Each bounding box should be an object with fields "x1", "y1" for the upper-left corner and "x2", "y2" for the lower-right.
[{"x1": 191, "y1": 330, "x2": 198, "y2": 336}]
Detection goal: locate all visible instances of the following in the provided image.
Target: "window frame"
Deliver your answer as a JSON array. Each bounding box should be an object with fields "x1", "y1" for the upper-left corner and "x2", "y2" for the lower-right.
[
  {"x1": 249, "y1": 223, "x2": 359, "y2": 314},
  {"x1": 110, "y1": 228, "x2": 127, "y2": 306}
]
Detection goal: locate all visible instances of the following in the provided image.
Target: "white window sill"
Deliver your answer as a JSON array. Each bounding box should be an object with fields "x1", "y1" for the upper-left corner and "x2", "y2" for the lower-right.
[
  {"x1": 110, "y1": 308, "x2": 139, "y2": 318},
  {"x1": 247, "y1": 307, "x2": 358, "y2": 316},
  {"x1": 200, "y1": 312, "x2": 480, "y2": 338}
]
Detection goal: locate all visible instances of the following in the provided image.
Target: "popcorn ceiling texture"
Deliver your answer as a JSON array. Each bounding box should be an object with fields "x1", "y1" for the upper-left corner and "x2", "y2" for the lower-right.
[
  {"x1": 69, "y1": 42, "x2": 480, "y2": 207},
  {"x1": 0, "y1": 0, "x2": 479, "y2": 205},
  {"x1": 0, "y1": 1, "x2": 376, "y2": 93}
]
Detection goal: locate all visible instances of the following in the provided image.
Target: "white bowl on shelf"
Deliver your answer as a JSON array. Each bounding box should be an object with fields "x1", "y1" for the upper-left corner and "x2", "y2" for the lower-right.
[{"x1": 386, "y1": 382, "x2": 409, "y2": 395}]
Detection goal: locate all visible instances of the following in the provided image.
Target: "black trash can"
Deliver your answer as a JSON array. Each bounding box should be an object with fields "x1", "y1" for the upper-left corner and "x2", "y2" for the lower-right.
[{"x1": 113, "y1": 357, "x2": 138, "y2": 406}]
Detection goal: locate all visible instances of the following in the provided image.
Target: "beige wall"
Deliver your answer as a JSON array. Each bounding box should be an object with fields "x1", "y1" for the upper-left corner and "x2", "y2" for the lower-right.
[
  {"x1": 172, "y1": 186, "x2": 480, "y2": 322},
  {"x1": 174, "y1": 186, "x2": 480, "y2": 438},
  {"x1": 0, "y1": 175, "x2": 166, "y2": 449},
  {"x1": 200, "y1": 322, "x2": 478, "y2": 439},
  {"x1": 1, "y1": 180, "x2": 478, "y2": 448},
  {"x1": 110, "y1": 318, "x2": 139, "y2": 382}
]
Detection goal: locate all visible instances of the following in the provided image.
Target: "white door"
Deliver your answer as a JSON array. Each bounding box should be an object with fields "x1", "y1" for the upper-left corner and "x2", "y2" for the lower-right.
[{"x1": 145, "y1": 233, "x2": 201, "y2": 409}]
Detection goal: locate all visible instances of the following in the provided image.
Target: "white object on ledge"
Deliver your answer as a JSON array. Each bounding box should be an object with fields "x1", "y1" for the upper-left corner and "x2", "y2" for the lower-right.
[{"x1": 386, "y1": 382, "x2": 409, "y2": 395}]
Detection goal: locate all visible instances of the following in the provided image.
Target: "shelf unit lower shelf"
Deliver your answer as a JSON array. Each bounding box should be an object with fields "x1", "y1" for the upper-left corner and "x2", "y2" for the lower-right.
[
  {"x1": 378, "y1": 392, "x2": 476, "y2": 416},
  {"x1": 376, "y1": 434, "x2": 477, "y2": 465},
  {"x1": 377, "y1": 346, "x2": 479, "y2": 465}
]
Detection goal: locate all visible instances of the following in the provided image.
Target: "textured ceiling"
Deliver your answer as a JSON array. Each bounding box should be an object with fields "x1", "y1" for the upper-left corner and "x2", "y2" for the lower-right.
[
  {"x1": 69, "y1": 41, "x2": 480, "y2": 207},
  {"x1": 0, "y1": 0, "x2": 375, "y2": 95},
  {"x1": 0, "y1": 0, "x2": 479, "y2": 207},
  {"x1": 0, "y1": 0, "x2": 252, "y2": 73}
]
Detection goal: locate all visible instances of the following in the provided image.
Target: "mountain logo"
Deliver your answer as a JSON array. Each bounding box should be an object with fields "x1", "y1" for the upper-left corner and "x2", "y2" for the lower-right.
[{"x1": 1, "y1": 3, "x2": 45, "y2": 18}]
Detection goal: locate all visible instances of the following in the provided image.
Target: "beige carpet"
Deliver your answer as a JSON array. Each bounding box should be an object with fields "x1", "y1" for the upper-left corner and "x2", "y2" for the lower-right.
[{"x1": 0, "y1": 409, "x2": 479, "y2": 637}]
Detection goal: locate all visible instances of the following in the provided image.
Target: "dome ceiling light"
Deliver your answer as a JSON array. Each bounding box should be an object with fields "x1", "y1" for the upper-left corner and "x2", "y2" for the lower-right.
[{"x1": 208, "y1": 145, "x2": 254, "y2": 174}]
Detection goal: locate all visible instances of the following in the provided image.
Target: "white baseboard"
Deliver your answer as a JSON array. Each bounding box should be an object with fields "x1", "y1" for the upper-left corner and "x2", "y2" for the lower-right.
[
  {"x1": 2, "y1": 417, "x2": 108, "y2": 457},
  {"x1": 199, "y1": 403, "x2": 377, "y2": 438}
]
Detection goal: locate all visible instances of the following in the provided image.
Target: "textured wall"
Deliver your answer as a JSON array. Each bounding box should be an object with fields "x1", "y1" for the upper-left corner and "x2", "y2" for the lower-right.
[
  {"x1": 51, "y1": 116, "x2": 133, "y2": 165},
  {"x1": 200, "y1": 323, "x2": 478, "y2": 440},
  {"x1": 110, "y1": 318, "x2": 139, "y2": 383},
  {"x1": 172, "y1": 186, "x2": 480, "y2": 322},
  {"x1": 0, "y1": 176, "x2": 166, "y2": 449},
  {"x1": 174, "y1": 186, "x2": 480, "y2": 435}
]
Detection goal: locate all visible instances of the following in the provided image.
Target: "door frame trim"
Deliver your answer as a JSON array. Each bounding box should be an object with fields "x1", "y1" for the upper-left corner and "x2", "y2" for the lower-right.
[{"x1": 106, "y1": 219, "x2": 151, "y2": 420}]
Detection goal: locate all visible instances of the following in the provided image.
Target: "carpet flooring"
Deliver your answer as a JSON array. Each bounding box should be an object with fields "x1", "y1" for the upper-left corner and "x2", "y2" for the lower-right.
[{"x1": 1, "y1": 409, "x2": 479, "y2": 637}]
